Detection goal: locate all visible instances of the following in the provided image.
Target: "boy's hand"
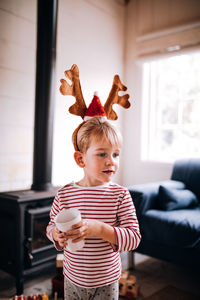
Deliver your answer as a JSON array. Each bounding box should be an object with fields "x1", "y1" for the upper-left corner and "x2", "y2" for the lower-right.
[
  {"x1": 65, "y1": 219, "x2": 99, "y2": 242},
  {"x1": 52, "y1": 227, "x2": 67, "y2": 248},
  {"x1": 65, "y1": 219, "x2": 116, "y2": 245}
]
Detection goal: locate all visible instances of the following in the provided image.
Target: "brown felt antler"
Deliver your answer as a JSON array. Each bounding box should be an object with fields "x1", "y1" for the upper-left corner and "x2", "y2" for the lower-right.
[
  {"x1": 60, "y1": 65, "x2": 131, "y2": 151},
  {"x1": 60, "y1": 64, "x2": 87, "y2": 119},
  {"x1": 104, "y1": 75, "x2": 130, "y2": 120}
]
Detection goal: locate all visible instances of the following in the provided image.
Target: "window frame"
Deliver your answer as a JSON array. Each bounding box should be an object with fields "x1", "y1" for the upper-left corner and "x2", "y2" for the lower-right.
[{"x1": 141, "y1": 49, "x2": 200, "y2": 163}]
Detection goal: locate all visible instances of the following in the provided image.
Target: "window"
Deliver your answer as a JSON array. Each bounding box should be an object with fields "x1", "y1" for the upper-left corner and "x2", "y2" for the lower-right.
[{"x1": 142, "y1": 51, "x2": 200, "y2": 163}]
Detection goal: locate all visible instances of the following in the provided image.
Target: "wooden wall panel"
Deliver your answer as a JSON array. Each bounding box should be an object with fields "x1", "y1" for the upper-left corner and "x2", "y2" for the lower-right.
[
  {"x1": 135, "y1": 0, "x2": 200, "y2": 37},
  {"x1": 130, "y1": 0, "x2": 200, "y2": 58},
  {"x1": 0, "y1": 0, "x2": 36, "y2": 191}
]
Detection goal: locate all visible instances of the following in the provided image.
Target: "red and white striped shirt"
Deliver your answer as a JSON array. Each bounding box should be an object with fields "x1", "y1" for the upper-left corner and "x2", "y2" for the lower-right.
[{"x1": 46, "y1": 181, "x2": 141, "y2": 288}]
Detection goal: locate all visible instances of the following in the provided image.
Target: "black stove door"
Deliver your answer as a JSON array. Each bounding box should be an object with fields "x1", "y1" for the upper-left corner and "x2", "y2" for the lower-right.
[{"x1": 25, "y1": 206, "x2": 56, "y2": 267}]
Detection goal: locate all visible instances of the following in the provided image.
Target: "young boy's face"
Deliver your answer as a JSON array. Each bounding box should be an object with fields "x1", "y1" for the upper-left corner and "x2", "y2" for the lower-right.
[{"x1": 81, "y1": 137, "x2": 120, "y2": 186}]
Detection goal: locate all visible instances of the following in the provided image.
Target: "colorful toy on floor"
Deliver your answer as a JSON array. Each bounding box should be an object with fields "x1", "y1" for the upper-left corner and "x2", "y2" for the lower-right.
[
  {"x1": 119, "y1": 271, "x2": 140, "y2": 299},
  {"x1": 13, "y1": 294, "x2": 49, "y2": 300}
]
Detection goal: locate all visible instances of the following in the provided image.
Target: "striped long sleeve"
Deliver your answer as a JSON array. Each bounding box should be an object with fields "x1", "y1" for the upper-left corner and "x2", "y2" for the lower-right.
[
  {"x1": 113, "y1": 188, "x2": 141, "y2": 252},
  {"x1": 46, "y1": 181, "x2": 141, "y2": 288}
]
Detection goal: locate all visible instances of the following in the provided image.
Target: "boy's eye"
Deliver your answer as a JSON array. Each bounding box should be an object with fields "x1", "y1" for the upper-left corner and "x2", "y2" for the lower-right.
[
  {"x1": 113, "y1": 153, "x2": 119, "y2": 158},
  {"x1": 98, "y1": 153, "x2": 106, "y2": 157}
]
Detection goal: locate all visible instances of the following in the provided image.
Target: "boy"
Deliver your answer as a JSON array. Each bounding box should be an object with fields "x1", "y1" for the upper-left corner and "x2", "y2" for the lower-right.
[{"x1": 46, "y1": 117, "x2": 141, "y2": 300}]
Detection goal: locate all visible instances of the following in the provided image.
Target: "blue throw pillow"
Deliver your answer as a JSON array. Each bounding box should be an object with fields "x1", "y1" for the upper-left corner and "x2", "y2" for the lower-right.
[{"x1": 158, "y1": 186, "x2": 199, "y2": 211}]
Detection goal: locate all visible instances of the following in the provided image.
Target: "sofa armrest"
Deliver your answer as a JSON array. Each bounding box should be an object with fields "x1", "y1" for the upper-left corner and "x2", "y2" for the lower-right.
[
  {"x1": 128, "y1": 190, "x2": 144, "y2": 219},
  {"x1": 128, "y1": 180, "x2": 185, "y2": 217}
]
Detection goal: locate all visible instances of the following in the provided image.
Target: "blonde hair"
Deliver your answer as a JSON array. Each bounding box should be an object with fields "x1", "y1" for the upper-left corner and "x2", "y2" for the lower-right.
[{"x1": 74, "y1": 117, "x2": 122, "y2": 153}]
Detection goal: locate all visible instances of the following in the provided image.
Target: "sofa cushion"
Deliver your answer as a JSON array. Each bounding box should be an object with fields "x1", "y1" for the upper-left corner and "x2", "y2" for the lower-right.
[
  {"x1": 142, "y1": 206, "x2": 200, "y2": 248},
  {"x1": 171, "y1": 158, "x2": 200, "y2": 199},
  {"x1": 158, "y1": 186, "x2": 198, "y2": 211}
]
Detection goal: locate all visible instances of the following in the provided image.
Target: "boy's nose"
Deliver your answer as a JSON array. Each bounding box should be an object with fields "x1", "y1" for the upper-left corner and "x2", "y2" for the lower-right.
[{"x1": 106, "y1": 156, "x2": 114, "y2": 165}]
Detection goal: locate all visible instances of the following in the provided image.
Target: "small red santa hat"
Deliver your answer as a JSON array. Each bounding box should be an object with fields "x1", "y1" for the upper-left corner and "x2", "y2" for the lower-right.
[{"x1": 84, "y1": 92, "x2": 107, "y2": 121}]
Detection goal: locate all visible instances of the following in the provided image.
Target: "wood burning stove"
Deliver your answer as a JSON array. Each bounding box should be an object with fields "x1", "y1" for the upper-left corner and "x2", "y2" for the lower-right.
[
  {"x1": 0, "y1": 0, "x2": 59, "y2": 295},
  {"x1": 0, "y1": 190, "x2": 58, "y2": 294}
]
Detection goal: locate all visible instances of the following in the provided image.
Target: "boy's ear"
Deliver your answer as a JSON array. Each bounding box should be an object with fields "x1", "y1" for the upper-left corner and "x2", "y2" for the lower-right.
[{"x1": 74, "y1": 151, "x2": 85, "y2": 168}]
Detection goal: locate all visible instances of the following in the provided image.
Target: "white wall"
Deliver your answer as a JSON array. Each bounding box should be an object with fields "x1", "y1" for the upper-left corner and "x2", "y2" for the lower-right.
[
  {"x1": 1, "y1": 0, "x2": 199, "y2": 191},
  {"x1": 0, "y1": 0, "x2": 126, "y2": 191},
  {"x1": 0, "y1": 0, "x2": 36, "y2": 191},
  {"x1": 52, "y1": 0, "x2": 125, "y2": 187}
]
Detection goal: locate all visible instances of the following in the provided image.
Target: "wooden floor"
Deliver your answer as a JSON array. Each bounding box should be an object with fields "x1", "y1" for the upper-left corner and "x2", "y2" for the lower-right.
[
  {"x1": 0, "y1": 253, "x2": 199, "y2": 299},
  {"x1": 129, "y1": 254, "x2": 200, "y2": 299}
]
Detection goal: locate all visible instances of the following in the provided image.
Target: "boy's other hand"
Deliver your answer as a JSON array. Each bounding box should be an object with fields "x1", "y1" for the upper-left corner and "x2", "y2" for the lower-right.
[
  {"x1": 65, "y1": 219, "x2": 116, "y2": 245},
  {"x1": 52, "y1": 227, "x2": 67, "y2": 248},
  {"x1": 65, "y1": 219, "x2": 102, "y2": 242}
]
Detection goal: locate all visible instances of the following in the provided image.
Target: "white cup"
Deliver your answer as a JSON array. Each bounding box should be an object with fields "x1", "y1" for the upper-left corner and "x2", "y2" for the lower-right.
[{"x1": 55, "y1": 208, "x2": 85, "y2": 252}]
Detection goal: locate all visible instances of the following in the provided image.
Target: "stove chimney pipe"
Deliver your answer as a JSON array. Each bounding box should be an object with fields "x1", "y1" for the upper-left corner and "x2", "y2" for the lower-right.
[{"x1": 31, "y1": 0, "x2": 58, "y2": 191}]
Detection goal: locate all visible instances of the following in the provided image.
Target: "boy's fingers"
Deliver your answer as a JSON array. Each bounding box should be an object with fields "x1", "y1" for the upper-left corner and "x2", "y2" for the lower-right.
[
  {"x1": 59, "y1": 241, "x2": 67, "y2": 247},
  {"x1": 72, "y1": 220, "x2": 83, "y2": 229},
  {"x1": 71, "y1": 235, "x2": 86, "y2": 243},
  {"x1": 66, "y1": 225, "x2": 86, "y2": 238},
  {"x1": 58, "y1": 231, "x2": 65, "y2": 238}
]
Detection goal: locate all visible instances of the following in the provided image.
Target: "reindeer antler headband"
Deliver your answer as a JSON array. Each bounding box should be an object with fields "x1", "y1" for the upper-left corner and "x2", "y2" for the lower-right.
[{"x1": 60, "y1": 64, "x2": 131, "y2": 151}]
